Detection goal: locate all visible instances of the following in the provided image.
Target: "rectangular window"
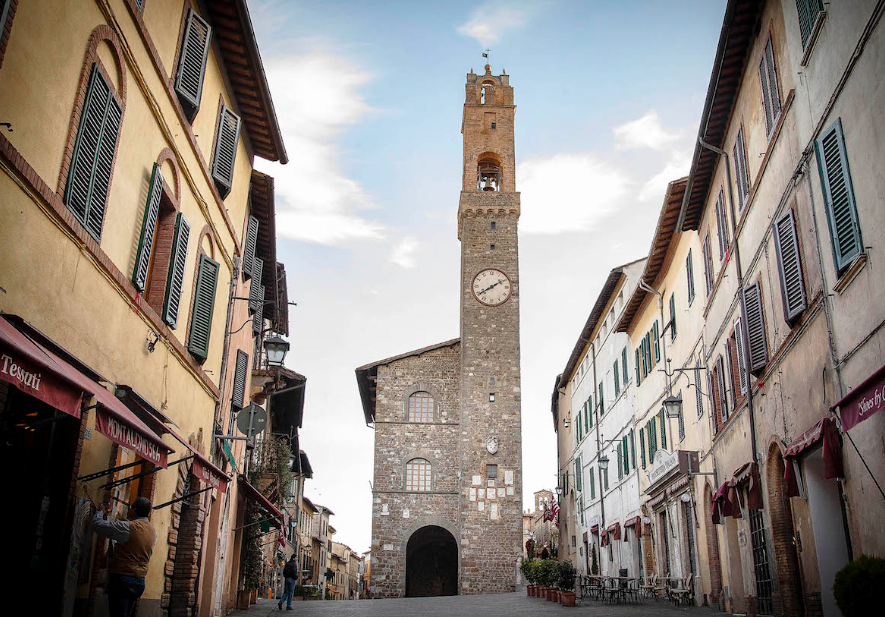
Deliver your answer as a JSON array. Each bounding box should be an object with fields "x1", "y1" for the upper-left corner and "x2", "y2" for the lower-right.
[
  {"x1": 796, "y1": 0, "x2": 825, "y2": 48},
  {"x1": 686, "y1": 249, "x2": 696, "y2": 304},
  {"x1": 669, "y1": 293, "x2": 677, "y2": 341},
  {"x1": 703, "y1": 233, "x2": 714, "y2": 296},
  {"x1": 622, "y1": 435, "x2": 630, "y2": 475},
  {"x1": 652, "y1": 321, "x2": 660, "y2": 363},
  {"x1": 211, "y1": 104, "x2": 242, "y2": 197},
  {"x1": 621, "y1": 347, "x2": 629, "y2": 385},
  {"x1": 743, "y1": 281, "x2": 769, "y2": 373},
  {"x1": 677, "y1": 393, "x2": 685, "y2": 441},
  {"x1": 586, "y1": 396, "x2": 593, "y2": 429},
  {"x1": 695, "y1": 361, "x2": 704, "y2": 418},
  {"x1": 598, "y1": 382, "x2": 604, "y2": 412},
  {"x1": 715, "y1": 189, "x2": 730, "y2": 261},
  {"x1": 659, "y1": 409, "x2": 667, "y2": 450},
  {"x1": 613, "y1": 360, "x2": 620, "y2": 397},
  {"x1": 774, "y1": 209, "x2": 808, "y2": 321},
  {"x1": 174, "y1": 9, "x2": 211, "y2": 116},
  {"x1": 728, "y1": 333, "x2": 742, "y2": 405},
  {"x1": 724, "y1": 343, "x2": 735, "y2": 415},
  {"x1": 816, "y1": 118, "x2": 863, "y2": 274},
  {"x1": 486, "y1": 464, "x2": 498, "y2": 479},
  {"x1": 616, "y1": 444, "x2": 623, "y2": 480},
  {"x1": 640, "y1": 429, "x2": 646, "y2": 468},
  {"x1": 188, "y1": 254, "x2": 220, "y2": 361},
  {"x1": 64, "y1": 64, "x2": 122, "y2": 242},
  {"x1": 733, "y1": 126, "x2": 751, "y2": 210},
  {"x1": 716, "y1": 355, "x2": 729, "y2": 424},
  {"x1": 249, "y1": 257, "x2": 265, "y2": 314},
  {"x1": 759, "y1": 35, "x2": 782, "y2": 137},
  {"x1": 629, "y1": 429, "x2": 636, "y2": 470},
  {"x1": 603, "y1": 465, "x2": 609, "y2": 491},
  {"x1": 649, "y1": 417, "x2": 658, "y2": 459}
]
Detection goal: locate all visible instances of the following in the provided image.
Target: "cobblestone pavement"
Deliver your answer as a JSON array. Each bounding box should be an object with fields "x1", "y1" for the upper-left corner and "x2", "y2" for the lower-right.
[{"x1": 229, "y1": 593, "x2": 723, "y2": 617}]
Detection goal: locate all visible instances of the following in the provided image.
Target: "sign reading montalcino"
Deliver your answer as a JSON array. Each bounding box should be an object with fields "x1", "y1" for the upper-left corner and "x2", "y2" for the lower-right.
[
  {"x1": 95, "y1": 408, "x2": 168, "y2": 467},
  {"x1": 192, "y1": 456, "x2": 229, "y2": 493},
  {"x1": 648, "y1": 449, "x2": 679, "y2": 485},
  {"x1": 0, "y1": 350, "x2": 82, "y2": 417},
  {"x1": 836, "y1": 363, "x2": 885, "y2": 431}
]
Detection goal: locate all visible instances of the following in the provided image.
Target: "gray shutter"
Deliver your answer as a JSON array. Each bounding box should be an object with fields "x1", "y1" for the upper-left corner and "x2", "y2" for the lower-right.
[
  {"x1": 243, "y1": 215, "x2": 259, "y2": 279},
  {"x1": 734, "y1": 317, "x2": 748, "y2": 395},
  {"x1": 686, "y1": 249, "x2": 695, "y2": 302},
  {"x1": 252, "y1": 286, "x2": 265, "y2": 334},
  {"x1": 616, "y1": 444, "x2": 623, "y2": 480},
  {"x1": 695, "y1": 363, "x2": 705, "y2": 418},
  {"x1": 622, "y1": 347, "x2": 628, "y2": 384},
  {"x1": 635, "y1": 348, "x2": 641, "y2": 385},
  {"x1": 773, "y1": 209, "x2": 807, "y2": 321},
  {"x1": 188, "y1": 254, "x2": 219, "y2": 361},
  {"x1": 715, "y1": 189, "x2": 728, "y2": 261},
  {"x1": 703, "y1": 234, "x2": 713, "y2": 295},
  {"x1": 742, "y1": 281, "x2": 769, "y2": 373},
  {"x1": 816, "y1": 119, "x2": 863, "y2": 273},
  {"x1": 66, "y1": 64, "x2": 122, "y2": 242},
  {"x1": 162, "y1": 213, "x2": 190, "y2": 328},
  {"x1": 733, "y1": 127, "x2": 750, "y2": 209},
  {"x1": 174, "y1": 10, "x2": 211, "y2": 113},
  {"x1": 653, "y1": 321, "x2": 660, "y2": 363},
  {"x1": 212, "y1": 105, "x2": 241, "y2": 196},
  {"x1": 796, "y1": 0, "x2": 824, "y2": 48},
  {"x1": 760, "y1": 37, "x2": 781, "y2": 136},
  {"x1": 629, "y1": 429, "x2": 636, "y2": 469},
  {"x1": 659, "y1": 409, "x2": 667, "y2": 449},
  {"x1": 232, "y1": 349, "x2": 248, "y2": 409},
  {"x1": 249, "y1": 257, "x2": 264, "y2": 313},
  {"x1": 716, "y1": 355, "x2": 729, "y2": 422},
  {"x1": 132, "y1": 163, "x2": 164, "y2": 292}
]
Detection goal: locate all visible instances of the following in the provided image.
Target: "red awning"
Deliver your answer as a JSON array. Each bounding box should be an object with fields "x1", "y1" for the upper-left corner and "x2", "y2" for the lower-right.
[
  {"x1": 605, "y1": 522, "x2": 622, "y2": 540},
  {"x1": 624, "y1": 515, "x2": 640, "y2": 527},
  {"x1": 238, "y1": 475, "x2": 283, "y2": 528},
  {"x1": 711, "y1": 482, "x2": 733, "y2": 524},
  {"x1": 783, "y1": 417, "x2": 843, "y2": 497},
  {"x1": 0, "y1": 318, "x2": 171, "y2": 467},
  {"x1": 832, "y1": 362, "x2": 885, "y2": 431},
  {"x1": 590, "y1": 524, "x2": 599, "y2": 534},
  {"x1": 729, "y1": 461, "x2": 763, "y2": 512}
]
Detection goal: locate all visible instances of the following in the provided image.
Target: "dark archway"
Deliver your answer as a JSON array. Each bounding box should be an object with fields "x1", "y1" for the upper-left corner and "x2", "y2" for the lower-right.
[
  {"x1": 405, "y1": 525, "x2": 458, "y2": 597},
  {"x1": 767, "y1": 445, "x2": 804, "y2": 617}
]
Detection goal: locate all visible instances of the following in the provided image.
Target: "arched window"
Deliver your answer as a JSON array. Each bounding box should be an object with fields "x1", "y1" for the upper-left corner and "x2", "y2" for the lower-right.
[
  {"x1": 408, "y1": 391, "x2": 434, "y2": 422},
  {"x1": 406, "y1": 458, "x2": 431, "y2": 491},
  {"x1": 477, "y1": 153, "x2": 502, "y2": 192}
]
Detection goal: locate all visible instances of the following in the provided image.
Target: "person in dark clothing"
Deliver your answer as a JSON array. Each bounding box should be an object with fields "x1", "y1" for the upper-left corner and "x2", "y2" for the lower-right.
[
  {"x1": 541, "y1": 547, "x2": 549, "y2": 559},
  {"x1": 278, "y1": 554, "x2": 299, "y2": 610},
  {"x1": 92, "y1": 497, "x2": 156, "y2": 617}
]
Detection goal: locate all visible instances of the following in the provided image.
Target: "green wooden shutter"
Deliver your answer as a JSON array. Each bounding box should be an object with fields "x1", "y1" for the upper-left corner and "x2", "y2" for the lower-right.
[
  {"x1": 575, "y1": 457, "x2": 582, "y2": 492},
  {"x1": 649, "y1": 418, "x2": 657, "y2": 459},
  {"x1": 816, "y1": 119, "x2": 863, "y2": 274},
  {"x1": 622, "y1": 347, "x2": 628, "y2": 384},
  {"x1": 232, "y1": 349, "x2": 248, "y2": 409},
  {"x1": 584, "y1": 397, "x2": 590, "y2": 431},
  {"x1": 65, "y1": 64, "x2": 122, "y2": 242},
  {"x1": 773, "y1": 209, "x2": 807, "y2": 321},
  {"x1": 742, "y1": 281, "x2": 769, "y2": 373},
  {"x1": 252, "y1": 285, "x2": 266, "y2": 334},
  {"x1": 623, "y1": 436, "x2": 630, "y2": 474},
  {"x1": 613, "y1": 360, "x2": 620, "y2": 396},
  {"x1": 249, "y1": 257, "x2": 264, "y2": 313},
  {"x1": 629, "y1": 429, "x2": 636, "y2": 470},
  {"x1": 635, "y1": 348, "x2": 641, "y2": 384},
  {"x1": 669, "y1": 293, "x2": 677, "y2": 341},
  {"x1": 589, "y1": 467, "x2": 595, "y2": 499},
  {"x1": 616, "y1": 444, "x2": 623, "y2": 480},
  {"x1": 175, "y1": 9, "x2": 211, "y2": 114},
  {"x1": 243, "y1": 215, "x2": 259, "y2": 279},
  {"x1": 188, "y1": 253, "x2": 219, "y2": 361},
  {"x1": 653, "y1": 321, "x2": 660, "y2": 363},
  {"x1": 162, "y1": 213, "x2": 190, "y2": 328},
  {"x1": 132, "y1": 163, "x2": 164, "y2": 292},
  {"x1": 659, "y1": 409, "x2": 667, "y2": 450},
  {"x1": 640, "y1": 429, "x2": 646, "y2": 468},
  {"x1": 212, "y1": 105, "x2": 241, "y2": 196},
  {"x1": 598, "y1": 382, "x2": 604, "y2": 412}
]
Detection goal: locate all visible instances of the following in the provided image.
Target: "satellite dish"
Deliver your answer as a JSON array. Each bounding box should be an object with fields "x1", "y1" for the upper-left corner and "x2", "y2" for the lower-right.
[{"x1": 236, "y1": 404, "x2": 268, "y2": 438}]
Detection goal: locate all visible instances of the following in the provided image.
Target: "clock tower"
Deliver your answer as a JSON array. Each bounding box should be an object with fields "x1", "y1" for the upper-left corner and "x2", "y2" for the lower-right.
[{"x1": 458, "y1": 64, "x2": 522, "y2": 594}]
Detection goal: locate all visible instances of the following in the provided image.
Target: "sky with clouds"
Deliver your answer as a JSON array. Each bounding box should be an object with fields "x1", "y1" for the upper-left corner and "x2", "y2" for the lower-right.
[{"x1": 248, "y1": 0, "x2": 726, "y2": 553}]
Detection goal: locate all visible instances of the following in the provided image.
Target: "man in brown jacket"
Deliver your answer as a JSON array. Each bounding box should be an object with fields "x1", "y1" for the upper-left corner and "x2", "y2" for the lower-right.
[{"x1": 92, "y1": 496, "x2": 157, "y2": 617}]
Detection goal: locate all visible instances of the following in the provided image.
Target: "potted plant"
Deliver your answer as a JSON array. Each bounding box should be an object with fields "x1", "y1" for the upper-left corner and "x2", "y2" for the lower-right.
[
  {"x1": 558, "y1": 560, "x2": 577, "y2": 607},
  {"x1": 520, "y1": 558, "x2": 535, "y2": 595},
  {"x1": 537, "y1": 559, "x2": 557, "y2": 600},
  {"x1": 834, "y1": 555, "x2": 885, "y2": 617}
]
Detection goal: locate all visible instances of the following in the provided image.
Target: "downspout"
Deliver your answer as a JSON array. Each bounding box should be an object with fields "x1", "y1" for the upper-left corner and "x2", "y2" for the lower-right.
[
  {"x1": 697, "y1": 138, "x2": 759, "y2": 465},
  {"x1": 591, "y1": 340, "x2": 604, "y2": 560}
]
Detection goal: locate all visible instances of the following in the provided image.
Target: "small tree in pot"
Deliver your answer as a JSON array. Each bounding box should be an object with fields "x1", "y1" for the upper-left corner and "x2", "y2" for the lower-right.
[
  {"x1": 834, "y1": 555, "x2": 885, "y2": 617},
  {"x1": 536, "y1": 559, "x2": 556, "y2": 599},
  {"x1": 558, "y1": 560, "x2": 577, "y2": 607}
]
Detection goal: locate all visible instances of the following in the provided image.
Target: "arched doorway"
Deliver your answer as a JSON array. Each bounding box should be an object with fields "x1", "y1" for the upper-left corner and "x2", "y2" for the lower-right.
[
  {"x1": 405, "y1": 525, "x2": 458, "y2": 597},
  {"x1": 767, "y1": 445, "x2": 804, "y2": 617}
]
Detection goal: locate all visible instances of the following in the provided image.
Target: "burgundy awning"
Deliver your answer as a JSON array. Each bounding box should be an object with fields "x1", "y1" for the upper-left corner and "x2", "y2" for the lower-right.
[
  {"x1": 832, "y1": 362, "x2": 885, "y2": 431},
  {"x1": 624, "y1": 515, "x2": 641, "y2": 538},
  {"x1": 624, "y1": 516, "x2": 640, "y2": 527},
  {"x1": 783, "y1": 417, "x2": 843, "y2": 497},
  {"x1": 590, "y1": 524, "x2": 599, "y2": 534},
  {"x1": 729, "y1": 461, "x2": 763, "y2": 513},
  {"x1": 605, "y1": 522, "x2": 621, "y2": 540},
  {"x1": 711, "y1": 482, "x2": 733, "y2": 524},
  {"x1": 238, "y1": 475, "x2": 283, "y2": 528},
  {"x1": 0, "y1": 318, "x2": 171, "y2": 467}
]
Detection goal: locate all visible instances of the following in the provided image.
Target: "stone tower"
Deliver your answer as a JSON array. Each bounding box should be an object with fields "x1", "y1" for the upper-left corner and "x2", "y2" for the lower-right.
[
  {"x1": 457, "y1": 64, "x2": 522, "y2": 594},
  {"x1": 355, "y1": 64, "x2": 522, "y2": 598}
]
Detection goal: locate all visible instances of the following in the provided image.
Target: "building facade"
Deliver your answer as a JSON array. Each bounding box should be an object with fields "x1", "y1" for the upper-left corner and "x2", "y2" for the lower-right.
[{"x1": 356, "y1": 64, "x2": 523, "y2": 598}]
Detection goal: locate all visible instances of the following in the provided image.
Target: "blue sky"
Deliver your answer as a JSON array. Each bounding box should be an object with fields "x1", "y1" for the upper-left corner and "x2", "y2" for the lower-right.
[{"x1": 250, "y1": 0, "x2": 726, "y2": 553}]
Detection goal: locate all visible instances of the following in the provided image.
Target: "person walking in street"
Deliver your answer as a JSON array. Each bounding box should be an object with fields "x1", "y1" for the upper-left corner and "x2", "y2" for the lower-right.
[
  {"x1": 92, "y1": 497, "x2": 157, "y2": 617},
  {"x1": 278, "y1": 554, "x2": 299, "y2": 610}
]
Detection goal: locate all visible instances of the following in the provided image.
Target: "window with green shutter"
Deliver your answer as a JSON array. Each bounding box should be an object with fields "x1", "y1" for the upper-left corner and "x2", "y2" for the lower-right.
[
  {"x1": 575, "y1": 457, "x2": 582, "y2": 491},
  {"x1": 212, "y1": 105, "x2": 241, "y2": 197},
  {"x1": 598, "y1": 382, "x2": 604, "y2": 413},
  {"x1": 734, "y1": 317, "x2": 748, "y2": 395},
  {"x1": 589, "y1": 467, "x2": 595, "y2": 499},
  {"x1": 162, "y1": 213, "x2": 190, "y2": 328},
  {"x1": 175, "y1": 9, "x2": 211, "y2": 117},
  {"x1": 232, "y1": 349, "x2": 248, "y2": 409},
  {"x1": 243, "y1": 215, "x2": 259, "y2": 280},
  {"x1": 686, "y1": 248, "x2": 696, "y2": 304},
  {"x1": 659, "y1": 409, "x2": 667, "y2": 450},
  {"x1": 613, "y1": 360, "x2": 620, "y2": 397},
  {"x1": 621, "y1": 347, "x2": 628, "y2": 385},
  {"x1": 585, "y1": 397, "x2": 591, "y2": 430},
  {"x1": 653, "y1": 321, "x2": 660, "y2": 363},
  {"x1": 742, "y1": 281, "x2": 769, "y2": 373},
  {"x1": 816, "y1": 119, "x2": 863, "y2": 275},
  {"x1": 629, "y1": 429, "x2": 636, "y2": 470},
  {"x1": 253, "y1": 285, "x2": 265, "y2": 334},
  {"x1": 796, "y1": 0, "x2": 824, "y2": 48},
  {"x1": 616, "y1": 444, "x2": 623, "y2": 480},
  {"x1": 622, "y1": 435, "x2": 629, "y2": 475},
  {"x1": 65, "y1": 64, "x2": 123, "y2": 242},
  {"x1": 132, "y1": 163, "x2": 165, "y2": 292},
  {"x1": 188, "y1": 253, "x2": 220, "y2": 361},
  {"x1": 649, "y1": 417, "x2": 657, "y2": 459},
  {"x1": 773, "y1": 209, "x2": 807, "y2": 322},
  {"x1": 669, "y1": 293, "x2": 677, "y2": 341},
  {"x1": 635, "y1": 348, "x2": 641, "y2": 385},
  {"x1": 640, "y1": 429, "x2": 646, "y2": 468},
  {"x1": 249, "y1": 258, "x2": 264, "y2": 314}
]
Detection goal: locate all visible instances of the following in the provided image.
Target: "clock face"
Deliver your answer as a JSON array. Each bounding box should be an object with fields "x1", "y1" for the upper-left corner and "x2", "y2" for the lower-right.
[{"x1": 472, "y1": 269, "x2": 511, "y2": 306}]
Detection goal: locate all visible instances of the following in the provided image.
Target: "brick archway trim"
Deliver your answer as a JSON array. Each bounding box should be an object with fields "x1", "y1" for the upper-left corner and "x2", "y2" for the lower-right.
[
  {"x1": 156, "y1": 147, "x2": 183, "y2": 204},
  {"x1": 765, "y1": 442, "x2": 804, "y2": 617}
]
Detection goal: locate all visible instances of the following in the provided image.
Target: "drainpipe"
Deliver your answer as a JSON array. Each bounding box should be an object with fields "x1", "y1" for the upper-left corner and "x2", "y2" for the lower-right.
[
  {"x1": 697, "y1": 138, "x2": 759, "y2": 466},
  {"x1": 591, "y1": 340, "x2": 605, "y2": 562}
]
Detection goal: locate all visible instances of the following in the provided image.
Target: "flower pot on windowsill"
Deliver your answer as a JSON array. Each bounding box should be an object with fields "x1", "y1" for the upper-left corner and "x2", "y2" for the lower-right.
[{"x1": 561, "y1": 590, "x2": 576, "y2": 607}]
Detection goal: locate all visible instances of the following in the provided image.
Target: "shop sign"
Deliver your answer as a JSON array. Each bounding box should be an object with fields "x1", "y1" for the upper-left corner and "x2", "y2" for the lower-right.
[
  {"x1": 192, "y1": 456, "x2": 229, "y2": 493},
  {"x1": 0, "y1": 350, "x2": 82, "y2": 417},
  {"x1": 95, "y1": 408, "x2": 168, "y2": 467},
  {"x1": 648, "y1": 449, "x2": 679, "y2": 485},
  {"x1": 837, "y1": 363, "x2": 885, "y2": 431}
]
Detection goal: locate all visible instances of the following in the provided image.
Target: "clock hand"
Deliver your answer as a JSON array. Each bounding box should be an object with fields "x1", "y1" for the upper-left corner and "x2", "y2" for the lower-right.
[{"x1": 479, "y1": 280, "x2": 502, "y2": 294}]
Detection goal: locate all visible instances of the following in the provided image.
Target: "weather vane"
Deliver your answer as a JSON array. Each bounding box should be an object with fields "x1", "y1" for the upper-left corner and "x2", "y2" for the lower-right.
[{"x1": 483, "y1": 48, "x2": 491, "y2": 65}]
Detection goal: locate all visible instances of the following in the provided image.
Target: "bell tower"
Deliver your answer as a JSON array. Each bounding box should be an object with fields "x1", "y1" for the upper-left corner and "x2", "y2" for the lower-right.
[{"x1": 458, "y1": 64, "x2": 522, "y2": 594}]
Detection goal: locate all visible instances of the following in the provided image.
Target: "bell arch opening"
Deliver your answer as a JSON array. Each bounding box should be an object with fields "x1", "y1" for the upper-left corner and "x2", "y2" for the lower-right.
[
  {"x1": 477, "y1": 152, "x2": 502, "y2": 192},
  {"x1": 405, "y1": 525, "x2": 458, "y2": 597}
]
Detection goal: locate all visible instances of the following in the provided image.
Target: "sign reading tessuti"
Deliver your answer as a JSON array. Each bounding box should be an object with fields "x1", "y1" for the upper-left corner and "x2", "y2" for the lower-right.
[
  {"x1": 95, "y1": 408, "x2": 168, "y2": 467},
  {"x1": 0, "y1": 350, "x2": 82, "y2": 417},
  {"x1": 836, "y1": 363, "x2": 885, "y2": 432}
]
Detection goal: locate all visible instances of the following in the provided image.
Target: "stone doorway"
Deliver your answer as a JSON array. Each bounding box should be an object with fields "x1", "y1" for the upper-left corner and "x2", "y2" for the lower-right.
[{"x1": 405, "y1": 525, "x2": 458, "y2": 597}]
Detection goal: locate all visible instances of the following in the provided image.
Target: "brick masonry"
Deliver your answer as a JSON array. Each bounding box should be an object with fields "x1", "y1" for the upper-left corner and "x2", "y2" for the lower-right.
[{"x1": 367, "y1": 66, "x2": 522, "y2": 598}]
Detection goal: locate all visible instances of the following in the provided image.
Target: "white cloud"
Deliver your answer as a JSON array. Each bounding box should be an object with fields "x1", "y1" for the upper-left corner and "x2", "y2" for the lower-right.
[
  {"x1": 389, "y1": 237, "x2": 419, "y2": 269},
  {"x1": 638, "y1": 150, "x2": 693, "y2": 202},
  {"x1": 457, "y1": 4, "x2": 529, "y2": 46},
  {"x1": 255, "y1": 52, "x2": 386, "y2": 246},
  {"x1": 613, "y1": 109, "x2": 681, "y2": 151},
  {"x1": 518, "y1": 154, "x2": 631, "y2": 234}
]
